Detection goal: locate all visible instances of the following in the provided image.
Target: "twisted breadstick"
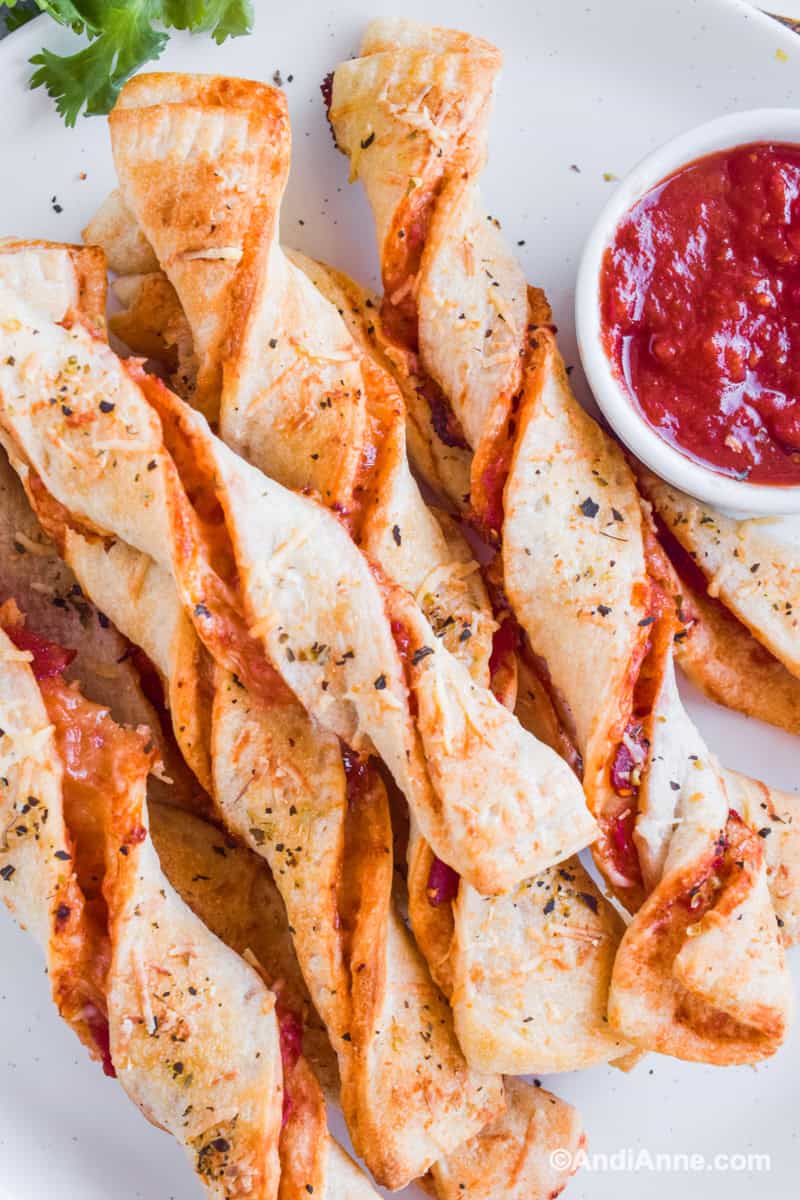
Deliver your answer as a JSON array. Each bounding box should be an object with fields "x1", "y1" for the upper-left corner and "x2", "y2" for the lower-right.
[
  {"x1": 331, "y1": 18, "x2": 794, "y2": 1064},
  {"x1": 6, "y1": 240, "x2": 582, "y2": 1187},
  {"x1": 0, "y1": 388, "x2": 374, "y2": 1195},
  {"x1": 0, "y1": 278, "x2": 514, "y2": 1187},
  {"x1": 96, "y1": 73, "x2": 635, "y2": 1077},
  {"x1": 96, "y1": 244, "x2": 632, "y2": 1079},
  {"x1": 637, "y1": 468, "x2": 800, "y2": 711},
  {"x1": 152, "y1": 805, "x2": 587, "y2": 1200},
  {"x1": 264, "y1": 258, "x2": 634, "y2": 1066},
  {"x1": 106, "y1": 71, "x2": 596, "y2": 896},
  {"x1": 0, "y1": 609, "x2": 585, "y2": 1200},
  {"x1": 642, "y1": 520, "x2": 800, "y2": 736},
  {"x1": 91, "y1": 236, "x2": 631, "y2": 1080},
  {"x1": 0, "y1": 274, "x2": 582, "y2": 1190},
  {"x1": 327, "y1": 264, "x2": 800, "y2": 949},
  {"x1": 1, "y1": 613, "x2": 376, "y2": 1199}
]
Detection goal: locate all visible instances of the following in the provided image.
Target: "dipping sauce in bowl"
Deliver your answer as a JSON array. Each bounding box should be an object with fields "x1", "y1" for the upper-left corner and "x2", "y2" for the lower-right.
[{"x1": 600, "y1": 142, "x2": 800, "y2": 485}]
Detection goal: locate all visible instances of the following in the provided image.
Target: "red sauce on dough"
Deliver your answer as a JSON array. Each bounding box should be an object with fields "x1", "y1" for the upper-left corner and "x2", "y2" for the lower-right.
[
  {"x1": 426, "y1": 856, "x2": 460, "y2": 907},
  {"x1": 489, "y1": 614, "x2": 519, "y2": 685},
  {"x1": 474, "y1": 347, "x2": 530, "y2": 537},
  {"x1": 604, "y1": 586, "x2": 672, "y2": 888},
  {"x1": 601, "y1": 142, "x2": 800, "y2": 484},
  {"x1": 608, "y1": 805, "x2": 641, "y2": 889},
  {"x1": 419, "y1": 372, "x2": 470, "y2": 450},
  {"x1": 390, "y1": 619, "x2": 412, "y2": 660},
  {"x1": 138, "y1": 372, "x2": 294, "y2": 711},
  {"x1": 608, "y1": 584, "x2": 670, "y2": 799},
  {"x1": 376, "y1": 173, "x2": 473, "y2": 458},
  {"x1": 388, "y1": 617, "x2": 420, "y2": 717},
  {"x1": 86, "y1": 1005, "x2": 116, "y2": 1078},
  {"x1": 341, "y1": 744, "x2": 371, "y2": 807},
  {"x1": 276, "y1": 1002, "x2": 303, "y2": 1126},
  {"x1": 479, "y1": 439, "x2": 513, "y2": 538},
  {"x1": 610, "y1": 720, "x2": 649, "y2": 797},
  {"x1": 5, "y1": 625, "x2": 76, "y2": 679},
  {"x1": 3, "y1": 613, "x2": 155, "y2": 1083},
  {"x1": 43, "y1": 671, "x2": 154, "y2": 1082},
  {"x1": 678, "y1": 811, "x2": 748, "y2": 921},
  {"x1": 390, "y1": 618, "x2": 464, "y2": 910},
  {"x1": 381, "y1": 188, "x2": 440, "y2": 353}
]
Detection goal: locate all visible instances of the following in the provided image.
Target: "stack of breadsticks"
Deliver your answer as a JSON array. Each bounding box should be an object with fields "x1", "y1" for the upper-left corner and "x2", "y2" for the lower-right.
[{"x1": 0, "y1": 18, "x2": 798, "y2": 1200}]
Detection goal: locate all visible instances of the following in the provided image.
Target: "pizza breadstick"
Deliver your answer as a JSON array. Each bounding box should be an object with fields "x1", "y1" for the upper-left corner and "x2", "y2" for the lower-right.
[
  {"x1": 330, "y1": 18, "x2": 793, "y2": 1064},
  {"x1": 99, "y1": 74, "x2": 635, "y2": 1076}
]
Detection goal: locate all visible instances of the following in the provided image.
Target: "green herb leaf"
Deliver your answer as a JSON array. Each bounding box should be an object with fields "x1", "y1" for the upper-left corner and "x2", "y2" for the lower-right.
[
  {"x1": 3, "y1": 2, "x2": 40, "y2": 33},
  {"x1": 16, "y1": 0, "x2": 255, "y2": 125},
  {"x1": 34, "y1": 1, "x2": 90, "y2": 31},
  {"x1": 30, "y1": 5, "x2": 169, "y2": 125},
  {"x1": 162, "y1": 0, "x2": 253, "y2": 43}
]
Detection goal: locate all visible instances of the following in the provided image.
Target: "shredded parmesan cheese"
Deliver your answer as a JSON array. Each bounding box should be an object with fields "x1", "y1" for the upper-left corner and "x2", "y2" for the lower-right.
[
  {"x1": 552, "y1": 927, "x2": 607, "y2": 947},
  {"x1": 247, "y1": 526, "x2": 312, "y2": 622},
  {"x1": 131, "y1": 946, "x2": 157, "y2": 1036},
  {"x1": 413, "y1": 559, "x2": 480, "y2": 607},
  {"x1": 181, "y1": 247, "x2": 243, "y2": 263}
]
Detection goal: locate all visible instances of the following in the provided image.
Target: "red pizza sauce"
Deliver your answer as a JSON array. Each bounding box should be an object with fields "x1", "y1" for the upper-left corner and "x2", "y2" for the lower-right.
[
  {"x1": 5, "y1": 624, "x2": 75, "y2": 679},
  {"x1": 85, "y1": 1005, "x2": 116, "y2": 1078},
  {"x1": 426, "y1": 856, "x2": 460, "y2": 908},
  {"x1": 276, "y1": 1001, "x2": 303, "y2": 1126},
  {"x1": 601, "y1": 142, "x2": 800, "y2": 484}
]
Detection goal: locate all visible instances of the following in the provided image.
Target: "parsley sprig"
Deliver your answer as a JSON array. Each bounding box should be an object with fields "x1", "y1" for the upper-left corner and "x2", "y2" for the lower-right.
[{"x1": 3, "y1": 1, "x2": 254, "y2": 125}]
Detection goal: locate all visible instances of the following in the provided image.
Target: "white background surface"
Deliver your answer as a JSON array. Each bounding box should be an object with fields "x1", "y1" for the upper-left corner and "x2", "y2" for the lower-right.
[{"x1": 0, "y1": 2, "x2": 799, "y2": 1197}]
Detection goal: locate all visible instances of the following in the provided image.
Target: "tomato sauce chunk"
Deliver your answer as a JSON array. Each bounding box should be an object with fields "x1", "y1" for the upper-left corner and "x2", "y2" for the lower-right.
[
  {"x1": 4, "y1": 624, "x2": 76, "y2": 680},
  {"x1": 426, "y1": 855, "x2": 460, "y2": 907}
]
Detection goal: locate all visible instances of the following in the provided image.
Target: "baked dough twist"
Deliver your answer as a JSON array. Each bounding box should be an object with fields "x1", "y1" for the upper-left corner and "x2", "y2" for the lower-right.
[
  {"x1": 152, "y1": 804, "x2": 587, "y2": 1200},
  {"x1": 0, "y1": 236, "x2": 587, "y2": 1196},
  {"x1": 93, "y1": 71, "x2": 636, "y2": 1077},
  {"x1": 331, "y1": 17, "x2": 794, "y2": 1064},
  {"x1": 0, "y1": 290, "x2": 511, "y2": 1187},
  {"x1": 637, "y1": 466, "x2": 800, "y2": 730},
  {"x1": 0, "y1": 610, "x2": 387, "y2": 1200}
]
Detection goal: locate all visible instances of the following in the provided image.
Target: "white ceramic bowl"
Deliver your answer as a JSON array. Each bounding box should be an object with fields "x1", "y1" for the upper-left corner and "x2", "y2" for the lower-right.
[{"x1": 576, "y1": 108, "x2": 800, "y2": 518}]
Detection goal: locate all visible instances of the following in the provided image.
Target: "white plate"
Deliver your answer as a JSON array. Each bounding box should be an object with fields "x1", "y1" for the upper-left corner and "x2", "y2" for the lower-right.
[{"x1": 1, "y1": 3, "x2": 799, "y2": 1198}]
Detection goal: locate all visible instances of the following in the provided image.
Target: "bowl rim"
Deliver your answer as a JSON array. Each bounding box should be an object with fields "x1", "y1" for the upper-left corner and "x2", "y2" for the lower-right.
[{"x1": 575, "y1": 107, "x2": 800, "y2": 518}]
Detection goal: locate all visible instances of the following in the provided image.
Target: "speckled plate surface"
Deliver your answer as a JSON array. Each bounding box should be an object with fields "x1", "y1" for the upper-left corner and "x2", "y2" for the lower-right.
[{"x1": 1, "y1": 3, "x2": 799, "y2": 1198}]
